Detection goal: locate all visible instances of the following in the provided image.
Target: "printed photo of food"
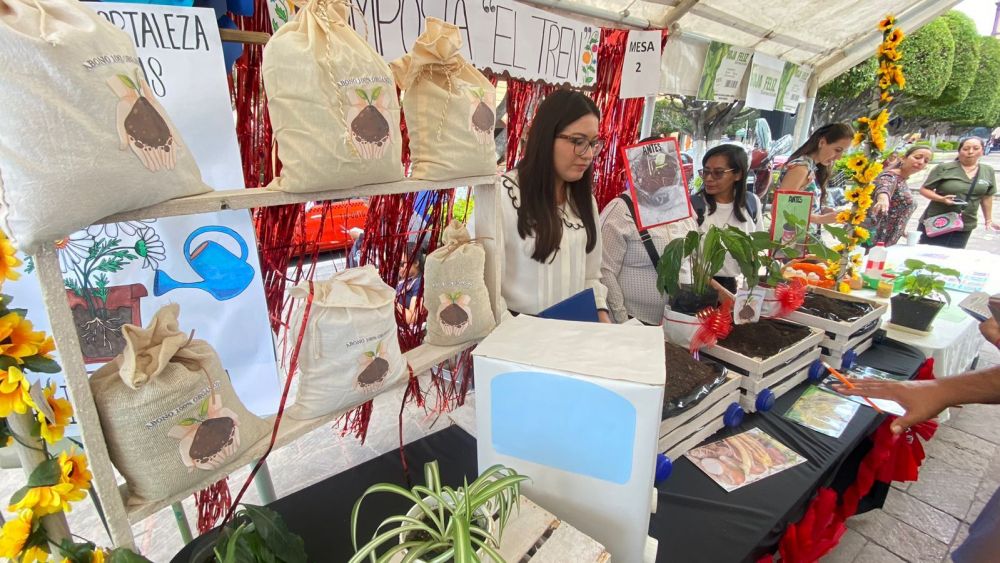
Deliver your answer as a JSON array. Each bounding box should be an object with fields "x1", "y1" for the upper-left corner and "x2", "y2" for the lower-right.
[{"x1": 684, "y1": 428, "x2": 807, "y2": 492}]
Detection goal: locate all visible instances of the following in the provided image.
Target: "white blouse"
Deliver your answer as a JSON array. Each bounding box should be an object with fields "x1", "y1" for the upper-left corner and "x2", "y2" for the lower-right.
[
  {"x1": 698, "y1": 194, "x2": 763, "y2": 277},
  {"x1": 474, "y1": 171, "x2": 608, "y2": 316}
]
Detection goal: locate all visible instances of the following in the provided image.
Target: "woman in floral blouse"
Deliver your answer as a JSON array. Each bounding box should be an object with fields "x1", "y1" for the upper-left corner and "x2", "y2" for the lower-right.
[{"x1": 868, "y1": 146, "x2": 932, "y2": 246}]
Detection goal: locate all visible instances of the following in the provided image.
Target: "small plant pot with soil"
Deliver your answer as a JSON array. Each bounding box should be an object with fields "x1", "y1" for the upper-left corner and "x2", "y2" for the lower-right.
[
  {"x1": 659, "y1": 343, "x2": 743, "y2": 461},
  {"x1": 702, "y1": 319, "x2": 825, "y2": 412},
  {"x1": 889, "y1": 293, "x2": 945, "y2": 332},
  {"x1": 669, "y1": 286, "x2": 719, "y2": 316},
  {"x1": 66, "y1": 282, "x2": 148, "y2": 363}
]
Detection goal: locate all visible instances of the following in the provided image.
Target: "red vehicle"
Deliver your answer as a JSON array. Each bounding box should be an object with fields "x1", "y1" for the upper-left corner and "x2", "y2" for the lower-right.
[{"x1": 295, "y1": 199, "x2": 369, "y2": 253}]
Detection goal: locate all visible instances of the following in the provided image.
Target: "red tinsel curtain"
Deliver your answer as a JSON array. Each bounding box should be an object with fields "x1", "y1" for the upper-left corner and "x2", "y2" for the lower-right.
[
  {"x1": 504, "y1": 78, "x2": 557, "y2": 170},
  {"x1": 590, "y1": 28, "x2": 668, "y2": 209}
]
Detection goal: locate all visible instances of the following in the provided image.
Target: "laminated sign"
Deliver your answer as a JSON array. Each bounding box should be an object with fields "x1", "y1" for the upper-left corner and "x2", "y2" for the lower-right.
[
  {"x1": 620, "y1": 30, "x2": 662, "y2": 99},
  {"x1": 696, "y1": 41, "x2": 753, "y2": 103},
  {"x1": 474, "y1": 316, "x2": 665, "y2": 562}
]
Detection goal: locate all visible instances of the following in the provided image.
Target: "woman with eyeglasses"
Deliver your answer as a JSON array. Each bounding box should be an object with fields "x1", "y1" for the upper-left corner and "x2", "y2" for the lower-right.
[
  {"x1": 600, "y1": 135, "x2": 697, "y2": 325},
  {"x1": 475, "y1": 90, "x2": 611, "y2": 322},
  {"x1": 778, "y1": 123, "x2": 855, "y2": 225},
  {"x1": 918, "y1": 137, "x2": 998, "y2": 249},
  {"x1": 693, "y1": 144, "x2": 762, "y2": 294}
]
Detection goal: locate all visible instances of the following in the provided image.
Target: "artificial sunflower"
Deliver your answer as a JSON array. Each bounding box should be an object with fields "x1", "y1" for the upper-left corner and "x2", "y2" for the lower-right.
[
  {"x1": 846, "y1": 155, "x2": 868, "y2": 173},
  {"x1": 851, "y1": 255, "x2": 864, "y2": 268},
  {"x1": 58, "y1": 449, "x2": 92, "y2": 496},
  {"x1": 880, "y1": 91, "x2": 894, "y2": 103},
  {"x1": 0, "y1": 230, "x2": 21, "y2": 286},
  {"x1": 854, "y1": 226, "x2": 871, "y2": 241},
  {"x1": 0, "y1": 312, "x2": 49, "y2": 363},
  {"x1": 827, "y1": 261, "x2": 841, "y2": 279},
  {"x1": 38, "y1": 383, "x2": 73, "y2": 445},
  {"x1": 879, "y1": 15, "x2": 895, "y2": 31},
  {"x1": 836, "y1": 210, "x2": 852, "y2": 224},
  {"x1": 873, "y1": 109, "x2": 890, "y2": 130},
  {"x1": 838, "y1": 281, "x2": 852, "y2": 294},
  {"x1": 862, "y1": 162, "x2": 884, "y2": 183},
  {"x1": 858, "y1": 194, "x2": 874, "y2": 210},
  {"x1": 22, "y1": 545, "x2": 49, "y2": 562},
  {"x1": 845, "y1": 189, "x2": 863, "y2": 203},
  {"x1": 879, "y1": 76, "x2": 891, "y2": 90},
  {"x1": 0, "y1": 366, "x2": 33, "y2": 417},
  {"x1": 893, "y1": 66, "x2": 906, "y2": 89},
  {"x1": 9, "y1": 481, "x2": 80, "y2": 517},
  {"x1": 0, "y1": 510, "x2": 32, "y2": 559},
  {"x1": 853, "y1": 132, "x2": 865, "y2": 146},
  {"x1": 870, "y1": 130, "x2": 887, "y2": 151},
  {"x1": 851, "y1": 211, "x2": 868, "y2": 225},
  {"x1": 885, "y1": 28, "x2": 905, "y2": 47},
  {"x1": 832, "y1": 244, "x2": 847, "y2": 253},
  {"x1": 36, "y1": 336, "x2": 55, "y2": 360},
  {"x1": 91, "y1": 548, "x2": 107, "y2": 563}
]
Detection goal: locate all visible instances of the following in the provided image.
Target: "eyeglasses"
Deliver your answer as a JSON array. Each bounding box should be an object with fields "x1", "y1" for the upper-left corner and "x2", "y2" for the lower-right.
[
  {"x1": 698, "y1": 168, "x2": 736, "y2": 179},
  {"x1": 556, "y1": 134, "x2": 605, "y2": 156}
]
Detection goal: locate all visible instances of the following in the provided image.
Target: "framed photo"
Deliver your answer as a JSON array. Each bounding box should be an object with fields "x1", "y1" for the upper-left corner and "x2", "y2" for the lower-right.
[
  {"x1": 620, "y1": 137, "x2": 693, "y2": 230},
  {"x1": 768, "y1": 190, "x2": 814, "y2": 245}
]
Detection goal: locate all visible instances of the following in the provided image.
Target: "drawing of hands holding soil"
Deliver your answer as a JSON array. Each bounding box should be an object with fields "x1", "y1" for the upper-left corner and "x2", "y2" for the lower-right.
[{"x1": 107, "y1": 71, "x2": 180, "y2": 172}]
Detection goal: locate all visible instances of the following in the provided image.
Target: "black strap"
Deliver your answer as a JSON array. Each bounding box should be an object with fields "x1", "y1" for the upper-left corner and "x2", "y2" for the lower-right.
[
  {"x1": 618, "y1": 194, "x2": 661, "y2": 269},
  {"x1": 691, "y1": 192, "x2": 758, "y2": 226},
  {"x1": 964, "y1": 166, "x2": 981, "y2": 200}
]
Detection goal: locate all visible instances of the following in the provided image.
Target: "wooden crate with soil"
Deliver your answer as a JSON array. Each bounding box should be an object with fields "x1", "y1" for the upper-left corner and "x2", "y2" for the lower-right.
[
  {"x1": 659, "y1": 343, "x2": 743, "y2": 462},
  {"x1": 702, "y1": 319, "x2": 824, "y2": 412},
  {"x1": 784, "y1": 287, "x2": 885, "y2": 368}
]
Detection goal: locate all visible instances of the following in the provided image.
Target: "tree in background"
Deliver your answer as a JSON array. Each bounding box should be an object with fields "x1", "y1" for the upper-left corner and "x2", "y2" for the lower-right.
[
  {"x1": 932, "y1": 11, "x2": 980, "y2": 107},
  {"x1": 932, "y1": 35, "x2": 1000, "y2": 127},
  {"x1": 812, "y1": 58, "x2": 877, "y2": 127},
  {"x1": 897, "y1": 17, "x2": 954, "y2": 100},
  {"x1": 651, "y1": 96, "x2": 756, "y2": 144}
]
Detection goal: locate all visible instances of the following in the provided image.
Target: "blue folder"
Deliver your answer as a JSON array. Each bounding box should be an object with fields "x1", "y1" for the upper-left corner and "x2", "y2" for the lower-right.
[{"x1": 537, "y1": 289, "x2": 599, "y2": 323}]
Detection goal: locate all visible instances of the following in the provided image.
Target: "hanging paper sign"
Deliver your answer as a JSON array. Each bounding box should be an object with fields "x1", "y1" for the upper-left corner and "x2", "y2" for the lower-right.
[
  {"x1": 619, "y1": 30, "x2": 663, "y2": 99},
  {"x1": 746, "y1": 52, "x2": 785, "y2": 111},
  {"x1": 347, "y1": 0, "x2": 600, "y2": 87},
  {"x1": 621, "y1": 138, "x2": 693, "y2": 230},
  {"x1": 769, "y1": 191, "x2": 814, "y2": 246},
  {"x1": 266, "y1": 0, "x2": 291, "y2": 32},
  {"x1": 5, "y1": 4, "x2": 282, "y2": 423},
  {"x1": 776, "y1": 64, "x2": 812, "y2": 113},
  {"x1": 660, "y1": 34, "x2": 709, "y2": 97},
  {"x1": 696, "y1": 42, "x2": 752, "y2": 102}
]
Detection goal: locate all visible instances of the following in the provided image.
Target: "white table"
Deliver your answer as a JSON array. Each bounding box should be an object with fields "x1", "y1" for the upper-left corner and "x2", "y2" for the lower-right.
[{"x1": 853, "y1": 244, "x2": 1000, "y2": 379}]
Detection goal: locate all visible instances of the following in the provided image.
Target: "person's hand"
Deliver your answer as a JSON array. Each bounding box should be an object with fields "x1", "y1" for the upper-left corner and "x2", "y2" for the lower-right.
[
  {"x1": 981, "y1": 318, "x2": 1000, "y2": 346},
  {"x1": 833, "y1": 378, "x2": 947, "y2": 434},
  {"x1": 939, "y1": 194, "x2": 958, "y2": 206},
  {"x1": 985, "y1": 220, "x2": 1000, "y2": 232},
  {"x1": 872, "y1": 195, "x2": 890, "y2": 216},
  {"x1": 598, "y1": 310, "x2": 612, "y2": 323},
  {"x1": 813, "y1": 209, "x2": 839, "y2": 224}
]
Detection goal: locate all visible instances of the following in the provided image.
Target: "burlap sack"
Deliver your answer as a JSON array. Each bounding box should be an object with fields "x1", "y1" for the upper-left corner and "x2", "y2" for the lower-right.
[
  {"x1": 0, "y1": 0, "x2": 210, "y2": 252},
  {"x1": 390, "y1": 17, "x2": 496, "y2": 181},
  {"x1": 263, "y1": 0, "x2": 404, "y2": 192},
  {"x1": 90, "y1": 305, "x2": 269, "y2": 506},
  {"x1": 423, "y1": 222, "x2": 495, "y2": 345},
  {"x1": 286, "y1": 265, "x2": 406, "y2": 419}
]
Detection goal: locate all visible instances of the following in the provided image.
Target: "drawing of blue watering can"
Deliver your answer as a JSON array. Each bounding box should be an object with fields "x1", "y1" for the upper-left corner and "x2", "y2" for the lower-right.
[{"x1": 153, "y1": 226, "x2": 254, "y2": 301}]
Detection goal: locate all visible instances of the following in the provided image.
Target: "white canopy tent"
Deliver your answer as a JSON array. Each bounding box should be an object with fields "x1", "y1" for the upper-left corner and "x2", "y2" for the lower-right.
[{"x1": 519, "y1": 0, "x2": 962, "y2": 140}]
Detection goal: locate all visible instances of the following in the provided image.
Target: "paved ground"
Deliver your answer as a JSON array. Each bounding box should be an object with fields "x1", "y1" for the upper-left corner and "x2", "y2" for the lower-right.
[{"x1": 0, "y1": 155, "x2": 996, "y2": 561}]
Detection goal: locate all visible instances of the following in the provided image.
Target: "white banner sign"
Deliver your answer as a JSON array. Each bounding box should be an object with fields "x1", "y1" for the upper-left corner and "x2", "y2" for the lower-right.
[
  {"x1": 5, "y1": 4, "x2": 282, "y2": 420},
  {"x1": 619, "y1": 30, "x2": 662, "y2": 99},
  {"x1": 745, "y1": 52, "x2": 785, "y2": 111},
  {"x1": 776, "y1": 64, "x2": 812, "y2": 113},
  {"x1": 346, "y1": 0, "x2": 600, "y2": 87},
  {"x1": 696, "y1": 42, "x2": 752, "y2": 103}
]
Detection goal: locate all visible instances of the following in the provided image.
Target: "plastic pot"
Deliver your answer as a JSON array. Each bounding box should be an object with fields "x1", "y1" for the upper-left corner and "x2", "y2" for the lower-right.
[
  {"x1": 889, "y1": 294, "x2": 945, "y2": 332},
  {"x1": 669, "y1": 286, "x2": 719, "y2": 315}
]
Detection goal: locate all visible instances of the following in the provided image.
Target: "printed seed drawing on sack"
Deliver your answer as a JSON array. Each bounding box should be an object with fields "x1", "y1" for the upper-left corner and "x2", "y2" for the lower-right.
[
  {"x1": 356, "y1": 339, "x2": 391, "y2": 392},
  {"x1": 107, "y1": 70, "x2": 181, "y2": 171},
  {"x1": 438, "y1": 292, "x2": 472, "y2": 336},
  {"x1": 468, "y1": 86, "x2": 494, "y2": 145},
  {"x1": 347, "y1": 85, "x2": 392, "y2": 159},
  {"x1": 168, "y1": 390, "x2": 242, "y2": 471}
]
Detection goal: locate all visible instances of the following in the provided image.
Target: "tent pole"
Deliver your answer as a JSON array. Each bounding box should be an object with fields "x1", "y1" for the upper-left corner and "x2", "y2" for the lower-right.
[
  {"x1": 520, "y1": 0, "x2": 651, "y2": 29},
  {"x1": 640, "y1": 96, "x2": 656, "y2": 139},
  {"x1": 793, "y1": 76, "x2": 819, "y2": 146}
]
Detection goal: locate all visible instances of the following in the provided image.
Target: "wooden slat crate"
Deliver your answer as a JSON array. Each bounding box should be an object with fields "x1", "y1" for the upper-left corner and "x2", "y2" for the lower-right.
[
  {"x1": 785, "y1": 287, "x2": 886, "y2": 367},
  {"x1": 659, "y1": 374, "x2": 742, "y2": 460}
]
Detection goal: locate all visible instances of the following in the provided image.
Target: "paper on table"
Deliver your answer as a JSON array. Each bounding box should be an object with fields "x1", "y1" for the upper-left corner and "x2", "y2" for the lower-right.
[
  {"x1": 783, "y1": 387, "x2": 859, "y2": 438},
  {"x1": 684, "y1": 428, "x2": 807, "y2": 492},
  {"x1": 818, "y1": 366, "x2": 907, "y2": 417},
  {"x1": 958, "y1": 292, "x2": 1000, "y2": 323}
]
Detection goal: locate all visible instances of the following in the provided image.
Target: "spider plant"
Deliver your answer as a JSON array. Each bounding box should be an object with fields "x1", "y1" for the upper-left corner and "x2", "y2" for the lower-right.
[{"x1": 350, "y1": 461, "x2": 528, "y2": 563}]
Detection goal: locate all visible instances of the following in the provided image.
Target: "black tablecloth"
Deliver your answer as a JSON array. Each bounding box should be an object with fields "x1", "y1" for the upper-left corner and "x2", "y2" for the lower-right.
[{"x1": 173, "y1": 339, "x2": 924, "y2": 563}]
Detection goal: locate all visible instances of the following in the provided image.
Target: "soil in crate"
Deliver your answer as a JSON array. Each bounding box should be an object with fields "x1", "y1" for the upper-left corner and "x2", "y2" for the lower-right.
[
  {"x1": 718, "y1": 319, "x2": 813, "y2": 359},
  {"x1": 663, "y1": 343, "x2": 727, "y2": 418},
  {"x1": 797, "y1": 293, "x2": 873, "y2": 323},
  {"x1": 72, "y1": 306, "x2": 133, "y2": 360}
]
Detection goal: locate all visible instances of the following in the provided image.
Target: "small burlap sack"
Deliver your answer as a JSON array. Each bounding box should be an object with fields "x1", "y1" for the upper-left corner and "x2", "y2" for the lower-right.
[
  {"x1": 390, "y1": 17, "x2": 496, "y2": 181},
  {"x1": 90, "y1": 304, "x2": 269, "y2": 506},
  {"x1": 423, "y1": 222, "x2": 496, "y2": 345}
]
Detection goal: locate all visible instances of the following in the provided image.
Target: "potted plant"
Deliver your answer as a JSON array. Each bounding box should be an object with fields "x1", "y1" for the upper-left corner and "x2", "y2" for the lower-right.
[
  {"x1": 890, "y1": 258, "x2": 960, "y2": 331},
  {"x1": 185, "y1": 503, "x2": 307, "y2": 563},
  {"x1": 657, "y1": 226, "x2": 727, "y2": 315},
  {"x1": 350, "y1": 461, "x2": 527, "y2": 563}
]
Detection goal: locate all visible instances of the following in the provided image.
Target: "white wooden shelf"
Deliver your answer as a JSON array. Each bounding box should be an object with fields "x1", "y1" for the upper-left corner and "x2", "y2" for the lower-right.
[
  {"x1": 123, "y1": 340, "x2": 478, "y2": 523},
  {"x1": 96, "y1": 175, "x2": 498, "y2": 224}
]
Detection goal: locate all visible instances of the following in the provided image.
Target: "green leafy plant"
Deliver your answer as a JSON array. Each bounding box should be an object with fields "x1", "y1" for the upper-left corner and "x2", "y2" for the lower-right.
[
  {"x1": 350, "y1": 461, "x2": 528, "y2": 563},
  {"x1": 657, "y1": 227, "x2": 727, "y2": 297},
  {"x1": 897, "y1": 259, "x2": 960, "y2": 303},
  {"x1": 190, "y1": 503, "x2": 306, "y2": 563}
]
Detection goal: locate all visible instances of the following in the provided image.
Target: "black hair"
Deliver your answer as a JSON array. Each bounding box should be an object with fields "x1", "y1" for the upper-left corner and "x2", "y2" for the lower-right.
[
  {"x1": 957, "y1": 136, "x2": 984, "y2": 157},
  {"x1": 514, "y1": 90, "x2": 600, "y2": 263},
  {"x1": 787, "y1": 123, "x2": 854, "y2": 204},
  {"x1": 701, "y1": 144, "x2": 750, "y2": 222}
]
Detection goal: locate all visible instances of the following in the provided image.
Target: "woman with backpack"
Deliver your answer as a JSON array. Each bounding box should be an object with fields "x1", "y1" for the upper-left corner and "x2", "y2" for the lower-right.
[{"x1": 691, "y1": 144, "x2": 762, "y2": 294}]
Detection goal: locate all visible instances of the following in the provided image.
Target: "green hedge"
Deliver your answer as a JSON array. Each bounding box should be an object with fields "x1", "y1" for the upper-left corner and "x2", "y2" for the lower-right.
[{"x1": 936, "y1": 140, "x2": 957, "y2": 151}]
